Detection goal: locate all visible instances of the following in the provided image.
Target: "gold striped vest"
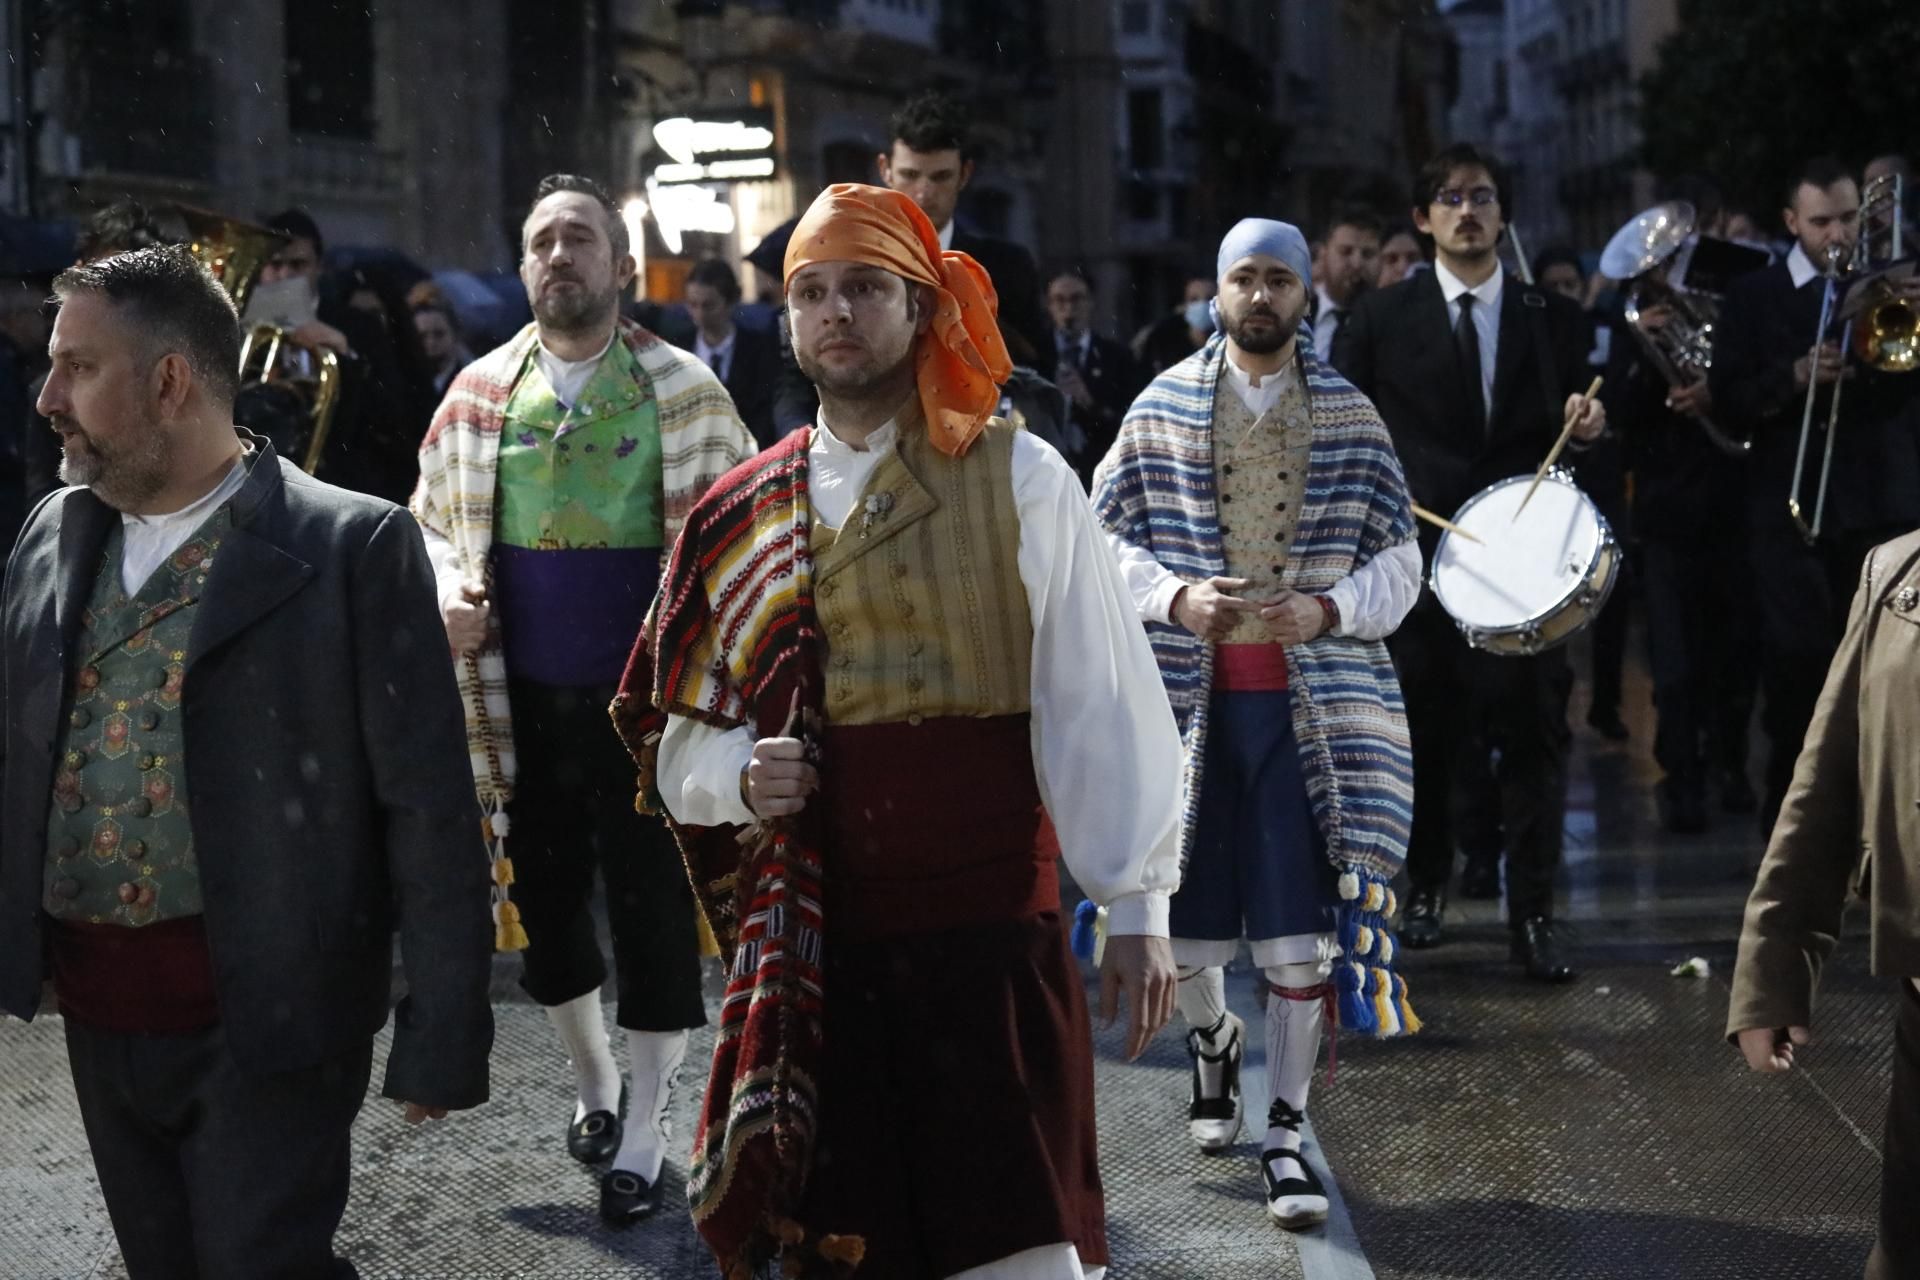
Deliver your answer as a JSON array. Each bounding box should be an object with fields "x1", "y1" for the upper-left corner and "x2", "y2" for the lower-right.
[
  {"x1": 1213, "y1": 363, "x2": 1314, "y2": 644},
  {"x1": 811, "y1": 420, "x2": 1032, "y2": 726}
]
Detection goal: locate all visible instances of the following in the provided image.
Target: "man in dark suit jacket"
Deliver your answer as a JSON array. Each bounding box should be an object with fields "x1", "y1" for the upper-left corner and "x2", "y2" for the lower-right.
[
  {"x1": 1710, "y1": 154, "x2": 1920, "y2": 843},
  {"x1": 1334, "y1": 143, "x2": 1606, "y2": 982},
  {"x1": 0, "y1": 246, "x2": 492, "y2": 1277},
  {"x1": 1046, "y1": 266, "x2": 1147, "y2": 486},
  {"x1": 685, "y1": 258, "x2": 784, "y2": 447}
]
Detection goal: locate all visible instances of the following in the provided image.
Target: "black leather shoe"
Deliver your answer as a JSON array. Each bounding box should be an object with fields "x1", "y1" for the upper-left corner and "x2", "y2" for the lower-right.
[
  {"x1": 1458, "y1": 855, "x2": 1501, "y2": 900},
  {"x1": 1510, "y1": 916, "x2": 1577, "y2": 984},
  {"x1": 1587, "y1": 707, "x2": 1629, "y2": 742},
  {"x1": 599, "y1": 1168, "x2": 658, "y2": 1226},
  {"x1": 1719, "y1": 770, "x2": 1757, "y2": 815},
  {"x1": 1657, "y1": 778, "x2": 1708, "y2": 835},
  {"x1": 567, "y1": 1085, "x2": 627, "y2": 1164},
  {"x1": 1401, "y1": 887, "x2": 1445, "y2": 949}
]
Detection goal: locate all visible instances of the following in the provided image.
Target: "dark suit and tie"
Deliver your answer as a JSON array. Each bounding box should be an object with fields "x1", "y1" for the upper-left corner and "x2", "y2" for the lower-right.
[
  {"x1": 1710, "y1": 249, "x2": 1920, "y2": 837},
  {"x1": 699, "y1": 324, "x2": 784, "y2": 449},
  {"x1": 1334, "y1": 264, "x2": 1596, "y2": 970},
  {"x1": 1053, "y1": 327, "x2": 1146, "y2": 488}
]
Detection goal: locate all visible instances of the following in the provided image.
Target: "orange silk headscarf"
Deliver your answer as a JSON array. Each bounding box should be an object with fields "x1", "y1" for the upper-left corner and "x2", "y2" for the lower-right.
[{"x1": 783, "y1": 183, "x2": 1013, "y2": 457}]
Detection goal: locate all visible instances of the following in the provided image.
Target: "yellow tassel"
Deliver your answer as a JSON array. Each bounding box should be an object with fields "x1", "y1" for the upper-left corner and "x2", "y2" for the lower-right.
[
  {"x1": 1371, "y1": 967, "x2": 1397, "y2": 1034},
  {"x1": 817, "y1": 1234, "x2": 866, "y2": 1266},
  {"x1": 493, "y1": 899, "x2": 529, "y2": 952},
  {"x1": 1354, "y1": 925, "x2": 1374, "y2": 957},
  {"x1": 481, "y1": 814, "x2": 493, "y2": 841},
  {"x1": 770, "y1": 1216, "x2": 807, "y2": 1247},
  {"x1": 491, "y1": 857, "x2": 515, "y2": 887},
  {"x1": 1398, "y1": 993, "x2": 1422, "y2": 1035},
  {"x1": 1384, "y1": 887, "x2": 1397, "y2": 917},
  {"x1": 695, "y1": 903, "x2": 721, "y2": 959}
]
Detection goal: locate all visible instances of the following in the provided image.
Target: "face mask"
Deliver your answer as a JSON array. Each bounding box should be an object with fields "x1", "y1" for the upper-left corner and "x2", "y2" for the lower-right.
[{"x1": 1185, "y1": 299, "x2": 1215, "y2": 332}]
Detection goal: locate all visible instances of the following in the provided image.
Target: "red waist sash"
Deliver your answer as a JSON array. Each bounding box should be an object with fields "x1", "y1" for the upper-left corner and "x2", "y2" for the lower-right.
[
  {"x1": 49, "y1": 914, "x2": 219, "y2": 1034},
  {"x1": 818, "y1": 713, "x2": 1057, "y2": 942},
  {"x1": 1215, "y1": 642, "x2": 1290, "y2": 691}
]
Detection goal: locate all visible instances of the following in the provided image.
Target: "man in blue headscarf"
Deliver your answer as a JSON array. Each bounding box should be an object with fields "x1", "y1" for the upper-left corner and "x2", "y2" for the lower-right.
[{"x1": 1092, "y1": 218, "x2": 1424, "y2": 1229}]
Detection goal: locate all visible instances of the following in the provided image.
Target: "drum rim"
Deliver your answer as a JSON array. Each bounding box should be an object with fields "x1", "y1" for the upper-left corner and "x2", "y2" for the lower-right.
[{"x1": 1428, "y1": 468, "x2": 1616, "y2": 639}]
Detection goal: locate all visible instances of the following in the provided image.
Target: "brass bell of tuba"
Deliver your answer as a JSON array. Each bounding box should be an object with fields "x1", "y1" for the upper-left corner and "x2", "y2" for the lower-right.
[{"x1": 173, "y1": 205, "x2": 343, "y2": 474}]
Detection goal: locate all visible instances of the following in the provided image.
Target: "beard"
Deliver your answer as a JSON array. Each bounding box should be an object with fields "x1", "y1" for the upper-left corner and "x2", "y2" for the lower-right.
[
  {"x1": 54, "y1": 415, "x2": 172, "y2": 511},
  {"x1": 1224, "y1": 302, "x2": 1302, "y2": 355},
  {"x1": 793, "y1": 338, "x2": 916, "y2": 400},
  {"x1": 532, "y1": 275, "x2": 620, "y2": 334}
]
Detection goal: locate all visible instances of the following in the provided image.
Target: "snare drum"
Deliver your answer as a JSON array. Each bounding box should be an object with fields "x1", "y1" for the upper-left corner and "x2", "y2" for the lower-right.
[{"x1": 1429, "y1": 470, "x2": 1619, "y2": 656}]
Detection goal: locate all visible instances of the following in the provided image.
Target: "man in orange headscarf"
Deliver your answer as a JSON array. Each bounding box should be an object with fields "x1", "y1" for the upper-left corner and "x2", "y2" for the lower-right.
[{"x1": 613, "y1": 183, "x2": 1182, "y2": 1278}]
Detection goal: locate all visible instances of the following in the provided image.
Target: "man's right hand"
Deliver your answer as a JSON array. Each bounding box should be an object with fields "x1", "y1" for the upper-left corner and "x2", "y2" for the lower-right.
[
  {"x1": 442, "y1": 581, "x2": 490, "y2": 654},
  {"x1": 1172, "y1": 576, "x2": 1257, "y2": 642},
  {"x1": 1735, "y1": 1024, "x2": 1810, "y2": 1073},
  {"x1": 1793, "y1": 342, "x2": 1847, "y2": 390},
  {"x1": 744, "y1": 736, "x2": 818, "y2": 819}
]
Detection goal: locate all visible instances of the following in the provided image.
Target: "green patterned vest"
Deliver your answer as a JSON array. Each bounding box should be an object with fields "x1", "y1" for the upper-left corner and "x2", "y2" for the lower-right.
[{"x1": 43, "y1": 506, "x2": 230, "y2": 926}]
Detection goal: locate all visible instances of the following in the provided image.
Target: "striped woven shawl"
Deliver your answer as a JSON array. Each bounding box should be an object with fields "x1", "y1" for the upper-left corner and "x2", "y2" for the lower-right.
[
  {"x1": 1092, "y1": 329, "x2": 1422, "y2": 1037},
  {"x1": 612, "y1": 430, "x2": 845, "y2": 1277},
  {"x1": 410, "y1": 316, "x2": 750, "y2": 802}
]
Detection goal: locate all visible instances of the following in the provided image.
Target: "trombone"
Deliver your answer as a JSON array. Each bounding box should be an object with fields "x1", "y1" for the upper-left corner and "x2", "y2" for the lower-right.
[
  {"x1": 1788, "y1": 173, "x2": 1917, "y2": 542},
  {"x1": 1788, "y1": 243, "x2": 1848, "y2": 543}
]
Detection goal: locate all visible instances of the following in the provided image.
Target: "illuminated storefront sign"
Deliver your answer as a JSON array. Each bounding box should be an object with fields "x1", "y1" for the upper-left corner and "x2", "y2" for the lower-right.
[{"x1": 649, "y1": 109, "x2": 778, "y2": 185}]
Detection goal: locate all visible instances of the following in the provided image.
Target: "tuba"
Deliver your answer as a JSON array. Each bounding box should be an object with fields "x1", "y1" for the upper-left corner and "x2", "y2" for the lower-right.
[
  {"x1": 175, "y1": 206, "x2": 343, "y2": 474},
  {"x1": 1600, "y1": 201, "x2": 1769, "y2": 457}
]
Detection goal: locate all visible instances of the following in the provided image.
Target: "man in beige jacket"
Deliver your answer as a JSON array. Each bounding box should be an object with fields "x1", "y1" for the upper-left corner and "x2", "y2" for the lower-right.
[{"x1": 1729, "y1": 527, "x2": 1920, "y2": 1280}]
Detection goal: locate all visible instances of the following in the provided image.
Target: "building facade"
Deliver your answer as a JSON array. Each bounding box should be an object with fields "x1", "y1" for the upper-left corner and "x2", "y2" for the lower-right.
[
  {"x1": 1493, "y1": 0, "x2": 1679, "y2": 252},
  {"x1": 6, "y1": 0, "x2": 512, "y2": 270}
]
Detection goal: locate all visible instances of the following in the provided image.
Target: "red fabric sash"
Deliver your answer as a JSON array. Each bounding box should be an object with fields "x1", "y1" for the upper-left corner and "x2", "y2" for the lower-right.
[
  {"x1": 1214, "y1": 642, "x2": 1290, "y2": 691},
  {"x1": 819, "y1": 715, "x2": 1055, "y2": 942}
]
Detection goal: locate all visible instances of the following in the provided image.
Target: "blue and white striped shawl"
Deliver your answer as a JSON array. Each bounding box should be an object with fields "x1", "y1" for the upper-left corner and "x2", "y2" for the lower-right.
[{"x1": 1093, "y1": 329, "x2": 1422, "y2": 1036}]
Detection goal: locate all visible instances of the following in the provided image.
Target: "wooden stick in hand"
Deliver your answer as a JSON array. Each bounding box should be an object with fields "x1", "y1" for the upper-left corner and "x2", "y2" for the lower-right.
[
  {"x1": 1515, "y1": 375, "x2": 1604, "y2": 519},
  {"x1": 1411, "y1": 502, "x2": 1484, "y2": 545}
]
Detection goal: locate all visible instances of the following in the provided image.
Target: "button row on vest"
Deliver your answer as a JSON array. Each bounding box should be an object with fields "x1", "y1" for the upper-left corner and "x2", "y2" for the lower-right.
[
  {"x1": 123, "y1": 797, "x2": 152, "y2": 818},
  {"x1": 69, "y1": 708, "x2": 91, "y2": 729},
  {"x1": 154, "y1": 669, "x2": 171, "y2": 688},
  {"x1": 127, "y1": 840, "x2": 148, "y2": 858},
  {"x1": 140, "y1": 711, "x2": 160, "y2": 731},
  {"x1": 115, "y1": 882, "x2": 154, "y2": 907},
  {"x1": 65, "y1": 749, "x2": 87, "y2": 769},
  {"x1": 78, "y1": 667, "x2": 101, "y2": 690},
  {"x1": 57, "y1": 837, "x2": 80, "y2": 859},
  {"x1": 50, "y1": 877, "x2": 80, "y2": 900}
]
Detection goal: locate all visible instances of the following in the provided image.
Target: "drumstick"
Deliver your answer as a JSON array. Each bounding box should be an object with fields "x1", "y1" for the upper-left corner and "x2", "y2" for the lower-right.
[
  {"x1": 1411, "y1": 503, "x2": 1484, "y2": 544},
  {"x1": 1514, "y1": 375, "x2": 1604, "y2": 520}
]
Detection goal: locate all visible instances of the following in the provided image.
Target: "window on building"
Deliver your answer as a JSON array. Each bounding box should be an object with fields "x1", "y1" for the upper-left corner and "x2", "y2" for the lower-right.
[
  {"x1": 286, "y1": 0, "x2": 376, "y2": 139},
  {"x1": 1128, "y1": 88, "x2": 1163, "y2": 171}
]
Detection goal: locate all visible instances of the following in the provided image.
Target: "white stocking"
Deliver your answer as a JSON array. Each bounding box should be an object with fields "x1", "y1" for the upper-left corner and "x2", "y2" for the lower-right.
[
  {"x1": 1175, "y1": 964, "x2": 1228, "y2": 1035},
  {"x1": 544, "y1": 989, "x2": 621, "y2": 1121},
  {"x1": 1261, "y1": 960, "x2": 1331, "y2": 1155},
  {"x1": 612, "y1": 1028, "x2": 689, "y2": 1182}
]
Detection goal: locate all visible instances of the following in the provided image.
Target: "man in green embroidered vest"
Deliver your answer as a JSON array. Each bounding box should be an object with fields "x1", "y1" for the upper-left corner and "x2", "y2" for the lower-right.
[
  {"x1": 412, "y1": 174, "x2": 754, "y2": 1226},
  {"x1": 1, "y1": 246, "x2": 492, "y2": 1278}
]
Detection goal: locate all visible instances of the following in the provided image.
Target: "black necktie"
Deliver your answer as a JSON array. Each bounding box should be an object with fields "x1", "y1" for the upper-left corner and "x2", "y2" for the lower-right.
[{"x1": 1455, "y1": 294, "x2": 1487, "y2": 432}]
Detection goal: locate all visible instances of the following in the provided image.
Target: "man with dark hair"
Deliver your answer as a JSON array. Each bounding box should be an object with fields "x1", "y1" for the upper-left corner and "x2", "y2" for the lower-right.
[
  {"x1": 255, "y1": 206, "x2": 429, "y2": 502},
  {"x1": 684, "y1": 257, "x2": 782, "y2": 447},
  {"x1": 1312, "y1": 206, "x2": 1382, "y2": 355},
  {"x1": 1334, "y1": 141, "x2": 1606, "y2": 980},
  {"x1": 878, "y1": 91, "x2": 1050, "y2": 368},
  {"x1": 1, "y1": 244, "x2": 493, "y2": 1277},
  {"x1": 1047, "y1": 264, "x2": 1145, "y2": 486},
  {"x1": 1711, "y1": 154, "x2": 1920, "y2": 841},
  {"x1": 22, "y1": 202, "x2": 180, "y2": 516},
  {"x1": 412, "y1": 173, "x2": 754, "y2": 1226}
]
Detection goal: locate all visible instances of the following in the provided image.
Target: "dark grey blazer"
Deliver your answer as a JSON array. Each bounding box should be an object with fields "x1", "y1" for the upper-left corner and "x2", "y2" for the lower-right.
[{"x1": 0, "y1": 435, "x2": 492, "y2": 1109}]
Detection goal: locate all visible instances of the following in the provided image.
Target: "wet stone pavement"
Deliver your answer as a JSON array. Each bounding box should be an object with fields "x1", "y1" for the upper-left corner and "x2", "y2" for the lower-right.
[{"x1": 0, "y1": 641, "x2": 1890, "y2": 1278}]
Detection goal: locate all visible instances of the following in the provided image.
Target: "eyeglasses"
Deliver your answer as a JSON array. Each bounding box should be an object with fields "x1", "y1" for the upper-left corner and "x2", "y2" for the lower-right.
[{"x1": 1432, "y1": 187, "x2": 1500, "y2": 209}]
